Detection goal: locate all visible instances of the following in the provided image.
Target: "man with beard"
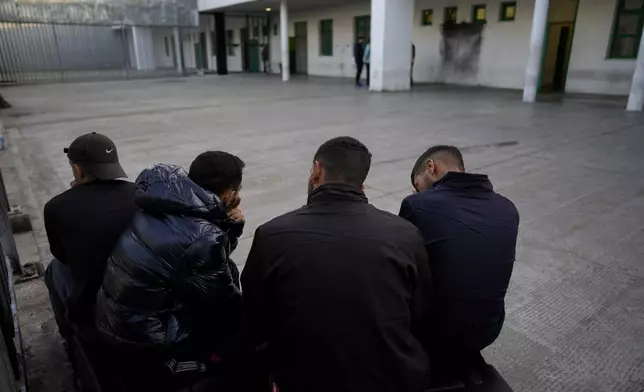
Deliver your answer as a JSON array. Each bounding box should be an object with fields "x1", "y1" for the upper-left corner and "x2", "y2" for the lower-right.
[{"x1": 242, "y1": 136, "x2": 432, "y2": 392}]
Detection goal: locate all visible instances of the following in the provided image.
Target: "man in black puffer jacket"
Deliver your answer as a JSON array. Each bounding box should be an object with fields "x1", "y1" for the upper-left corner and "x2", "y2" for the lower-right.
[{"x1": 95, "y1": 152, "x2": 245, "y2": 390}]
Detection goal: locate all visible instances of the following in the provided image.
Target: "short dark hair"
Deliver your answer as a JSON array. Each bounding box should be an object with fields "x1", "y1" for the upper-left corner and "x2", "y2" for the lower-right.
[
  {"x1": 189, "y1": 151, "x2": 245, "y2": 195},
  {"x1": 411, "y1": 145, "x2": 464, "y2": 184},
  {"x1": 314, "y1": 137, "x2": 372, "y2": 187}
]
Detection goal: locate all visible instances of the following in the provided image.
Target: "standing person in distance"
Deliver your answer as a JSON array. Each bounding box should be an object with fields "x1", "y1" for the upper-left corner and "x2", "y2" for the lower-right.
[
  {"x1": 44, "y1": 133, "x2": 136, "y2": 342},
  {"x1": 242, "y1": 136, "x2": 432, "y2": 392},
  {"x1": 411, "y1": 43, "x2": 416, "y2": 86},
  {"x1": 399, "y1": 145, "x2": 519, "y2": 382},
  {"x1": 95, "y1": 152, "x2": 245, "y2": 391},
  {"x1": 364, "y1": 39, "x2": 371, "y2": 87},
  {"x1": 354, "y1": 36, "x2": 366, "y2": 87},
  {"x1": 262, "y1": 44, "x2": 270, "y2": 74}
]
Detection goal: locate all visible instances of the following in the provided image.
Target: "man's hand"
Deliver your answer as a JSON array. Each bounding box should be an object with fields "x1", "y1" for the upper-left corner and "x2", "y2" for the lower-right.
[{"x1": 228, "y1": 207, "x2": 245, "y2": 224}]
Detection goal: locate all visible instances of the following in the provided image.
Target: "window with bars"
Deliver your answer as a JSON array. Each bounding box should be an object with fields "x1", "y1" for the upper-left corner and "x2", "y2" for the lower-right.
[
  {"x1": 320, "y1": 19, "x2": 333, "y2": 56},
  {"x1": 473, "y1": 5, "x2": 487, "y2": 23},
  {"x1": 164, "y1": 36, "x2": 169, "y2": 56},
  {"x1": 444, "y1": 7, "x2": 458, "y2": 24},
  {"x1": 609, "y1": 0, "x2": 644, "y2": 58},
  {"x1": 355, "y1": 15, "x2": 371, "y2": 41},
  {"x1": 422, "y1": 9, "x2": 434, "y2": 26},
  {"x1": 500, "y1": 2, "x2": 517, "y2": 21}
]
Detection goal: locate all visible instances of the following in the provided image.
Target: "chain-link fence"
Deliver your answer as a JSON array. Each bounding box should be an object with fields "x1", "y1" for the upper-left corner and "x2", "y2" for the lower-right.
[{"x1": 0, "y1": 21, "x2": 186, "y2": 84}]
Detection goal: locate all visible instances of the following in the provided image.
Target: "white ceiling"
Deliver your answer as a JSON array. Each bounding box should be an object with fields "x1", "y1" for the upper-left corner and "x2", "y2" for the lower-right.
[{"x1": 207, "y1": 0, "x2": 364, "y2": 15}]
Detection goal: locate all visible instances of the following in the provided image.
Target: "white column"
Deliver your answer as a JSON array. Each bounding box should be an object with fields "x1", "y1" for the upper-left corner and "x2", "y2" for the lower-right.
[
  {"x1": 369, "y1": 0, "x2": 414, "y2": 91},
  {"x1": 523, "y1": 0, "x2": 550, "y2": 102},
  {"x1": 131, "y1": 27, "x2": 142, "y2": 70},
  {"x1": 626, "y1": 28, "x2": 644, "y2": 112},
  {"x1": 280, "y1": 0, "x2": 290, "y2": 81},
  {"x1": 173, "y1": 27, "x2": 183, "y2": 74},
  {"x1": 131, "y1": 27, "x2": 155, "y2": 70},
  {"x1": 205, "y1": 20, "x2": 214, "y2": 70}
]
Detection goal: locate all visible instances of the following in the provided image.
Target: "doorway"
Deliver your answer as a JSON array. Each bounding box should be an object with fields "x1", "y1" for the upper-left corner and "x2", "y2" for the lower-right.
[
  {"x1": 248, "y1": 37, "x2": 260, "y2": 72},
  {"x1": 194, "y1": 37, "x2": 203, "y2": 70},
  {"x1": 195, "y1": 32, "x2": 208, "y2": 69},
  {"x1": 539, "y1": 0, "x2": 579, "y2": 93},
  {"x1": 541, "y1": 22, "x2": 574, "y2": 92},
  {"x1": 294, "y1": 21, "x2": 308, "y2": 74},
  {"x1": 241, "y1": 27, "x2": 249, "y2": 71}
]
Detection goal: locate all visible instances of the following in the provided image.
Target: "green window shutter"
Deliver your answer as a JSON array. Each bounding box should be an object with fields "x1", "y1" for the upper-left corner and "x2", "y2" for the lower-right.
[
  {"x1": 500, "y1": 2, "x2": 517, "y2": 22},
  {"x1": 444, "y1": 7, "x2": 458, "y2": 24},
  {"x1": 608, "y1": 0, "x2": 644, "y2": 58},
  {"x1": 320, "y1": 19, "x2": 333, "y2": 56},
  {"x1": 472, "y1": 5, "x2": 487, "y2": 23},
  {"x1": 355, "y1": 15, "x2": 371, "y2": 41},
  {"x1": 422, "y1": 9, "x2": 434, "y2": 26}
]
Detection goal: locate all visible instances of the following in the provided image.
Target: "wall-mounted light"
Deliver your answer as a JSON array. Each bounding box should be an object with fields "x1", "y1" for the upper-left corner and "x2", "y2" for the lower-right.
[{"x1": 265, "y1": 7, "x2": 272, "y2": 11}]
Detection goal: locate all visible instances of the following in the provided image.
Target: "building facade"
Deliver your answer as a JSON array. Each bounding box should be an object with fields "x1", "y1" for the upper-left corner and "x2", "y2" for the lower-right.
[{"x1": 197, "y1": 0, "x2": 644, "y2": 111}]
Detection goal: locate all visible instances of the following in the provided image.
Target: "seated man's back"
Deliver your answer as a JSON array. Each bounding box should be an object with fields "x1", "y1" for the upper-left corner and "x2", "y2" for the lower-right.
[
  {"x1": 242, "y1": 137, "x2": 431, "y2": 392},
  {"x1": 95, "y1": 153, "x2": 245, "y2": 372},
  {"x1": 45, "y1": 133, "x2": 136, "y2": 329},
  {"x1": 400, "y1": 146, "x2": 519, "y2": 362}
]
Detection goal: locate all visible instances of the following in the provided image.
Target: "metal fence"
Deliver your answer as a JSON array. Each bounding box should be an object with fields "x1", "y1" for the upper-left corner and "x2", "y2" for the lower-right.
[
  {"x1": 0, "y1": 167, "x2": 22, "y2": 390},
  {"x1": 0, "y1": 21, "x2": 185, "y2": 84}
]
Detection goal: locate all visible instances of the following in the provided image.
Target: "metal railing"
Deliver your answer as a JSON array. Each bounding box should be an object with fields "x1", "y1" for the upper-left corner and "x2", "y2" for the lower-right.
[
  {"x1": 0, "y1": 188, "x2": 21, "y2": 392},
  {"x1": 0, "y1": 163, "x2": 25, "y2": 391}
]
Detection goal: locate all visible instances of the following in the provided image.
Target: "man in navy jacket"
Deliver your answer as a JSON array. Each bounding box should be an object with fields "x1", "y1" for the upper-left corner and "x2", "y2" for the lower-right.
[{"x1": 399, "y1": 145, "x2": 519, "y2": 376}]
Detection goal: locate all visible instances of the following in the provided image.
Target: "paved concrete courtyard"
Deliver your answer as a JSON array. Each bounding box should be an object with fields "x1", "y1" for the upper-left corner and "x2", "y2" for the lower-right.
[{"x1": 2, "y1": 75, "x2": 644, "y2": 392}]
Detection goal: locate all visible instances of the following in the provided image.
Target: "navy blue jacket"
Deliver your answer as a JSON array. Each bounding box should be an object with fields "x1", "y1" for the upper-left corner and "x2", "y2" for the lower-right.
[
  {"x1": 399, "y1": 172, "x2": 519, "y2": 355},
  {"x1": 354, "y1": 42, "x2": 365, "y2": 63},
  {"x1": 95, "y1": 164, "x2": 243, "y2": 362}
]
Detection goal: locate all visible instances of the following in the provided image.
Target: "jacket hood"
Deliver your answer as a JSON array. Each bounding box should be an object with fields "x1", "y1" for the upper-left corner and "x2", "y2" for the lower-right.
[{"x1": 134, "y1": 164, "x2": 227, "y2": 221}]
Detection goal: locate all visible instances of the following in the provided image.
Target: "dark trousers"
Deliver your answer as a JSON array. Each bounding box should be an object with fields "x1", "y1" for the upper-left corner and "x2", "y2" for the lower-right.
[
  {"x1": 365, "y1": 63, "x2": 370, "y2": 86},
  {"x1": 355, "y1": 61, "x2": 364, "y2": 85},
  {"x1": 45, "y1": 259, "x2": 76, "y2": 342},
  {"x1": 411, "y1": 61, "x2": 415, "y2": 86},
  {"x1": 263, "y1": 60, "x2": 270, "y2": 73}
]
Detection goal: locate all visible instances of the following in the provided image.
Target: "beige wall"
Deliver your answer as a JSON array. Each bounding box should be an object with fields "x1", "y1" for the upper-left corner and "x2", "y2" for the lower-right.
[
  {"x1": 203, "y1": 0, "x2": 639, "y2": 96},
  {"x1": 566, "y1": 0, "x2": 637, "y2": 95}
]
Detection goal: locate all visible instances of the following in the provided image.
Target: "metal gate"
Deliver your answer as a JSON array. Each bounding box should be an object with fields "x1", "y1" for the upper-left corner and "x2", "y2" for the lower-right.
[{"x1": 0, "y1": 21, "x2": 185, "y2": 84}]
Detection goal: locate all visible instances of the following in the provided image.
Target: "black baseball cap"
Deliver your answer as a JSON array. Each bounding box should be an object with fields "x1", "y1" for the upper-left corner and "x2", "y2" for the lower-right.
[{"x1": 64, "y1": 133, "x2": 127, "y2": 180}]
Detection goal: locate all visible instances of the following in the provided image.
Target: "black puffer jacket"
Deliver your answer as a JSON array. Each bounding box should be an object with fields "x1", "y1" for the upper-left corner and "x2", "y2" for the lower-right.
[{"x1": 95, "y1": 164, "x2": 243, "y2": 362}]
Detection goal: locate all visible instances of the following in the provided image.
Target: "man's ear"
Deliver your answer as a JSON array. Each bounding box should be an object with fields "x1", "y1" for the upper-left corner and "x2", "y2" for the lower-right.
[
  {"x1": 360, "y1": 184, "x2": 365, "y2": 192},
  {"x1": 311, "y1": 161, "x2": 323, "y2": 184},
  {"x1": 72, "y1": 163, "x2": 84, "y2": 180},
  {"x1": 425, "y1": 159, "x2": 436, "y2": 175}
]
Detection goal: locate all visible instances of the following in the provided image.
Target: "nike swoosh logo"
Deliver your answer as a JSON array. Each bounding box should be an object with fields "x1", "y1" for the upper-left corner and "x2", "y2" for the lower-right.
[{"x1": 106, "y1": 148, "x2": 114, "y2": 153}]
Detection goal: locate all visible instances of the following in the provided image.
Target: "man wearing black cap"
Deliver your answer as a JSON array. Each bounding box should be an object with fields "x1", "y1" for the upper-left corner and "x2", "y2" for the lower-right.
[{"x1": 44, "y1": 133, "x2": 137, "y2": 339}]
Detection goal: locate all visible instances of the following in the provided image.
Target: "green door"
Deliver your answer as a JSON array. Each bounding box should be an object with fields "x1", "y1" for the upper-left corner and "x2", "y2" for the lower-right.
[
  {"x1": 241, "y1": 28, "x2": 249, "y2": 71},
  {"x1": 248, "y1": 39, "x2": 260, "y2": 72},
  {"x1": 355, "y1": 15, "x2": 371, "y2": 41},
  {"x1": 194, "y1": 41, "x2": 203, "y2": 70}
]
